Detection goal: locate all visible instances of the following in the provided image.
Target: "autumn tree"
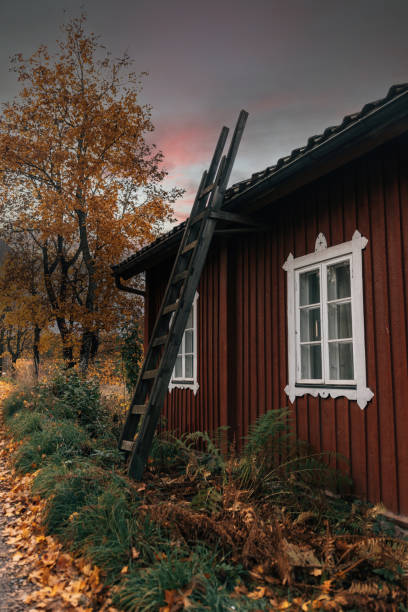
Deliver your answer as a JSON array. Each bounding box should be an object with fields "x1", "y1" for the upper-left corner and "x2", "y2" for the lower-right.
[
  {"x1": 0, "y1": 16, "x2": 181, "y2": 372},
  {"x1": 0, "y1": 233, "x2": 49, "y2": 377}
]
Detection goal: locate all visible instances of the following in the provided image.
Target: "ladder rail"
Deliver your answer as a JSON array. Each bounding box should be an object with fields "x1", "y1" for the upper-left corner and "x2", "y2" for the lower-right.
[
  {"x1": 119, "y1": 129, "x2": 227, "y2": 450},
  {"x1": 119, "y1": 110, "x2": 248, "y2": 478},
  {"x1": 119, "y1": 160, "x2": 226, "y2": 450}
]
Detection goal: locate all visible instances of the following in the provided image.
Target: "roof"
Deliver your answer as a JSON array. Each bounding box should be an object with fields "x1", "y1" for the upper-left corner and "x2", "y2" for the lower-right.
[{"x1": 113, "y1": 83, "x2": 408, "y2": 278}]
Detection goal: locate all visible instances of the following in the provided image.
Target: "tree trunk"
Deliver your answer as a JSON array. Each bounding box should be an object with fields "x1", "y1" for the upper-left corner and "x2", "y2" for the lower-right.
[
  {"x1": 42, "y1": 243, "x2": 75, "y2": 369},
  {"x1": 90, "y1": 330, "x2": 99, "y2": 361},
  {"x1": 79, "y1": 329, "x2": 99, "y2": 375},
  {"x1": 33, "y1": 325, "x2": 41, "y2": 379},
  {"x1": 0, "y1": 326, "x2": 5, "y2": 377}
]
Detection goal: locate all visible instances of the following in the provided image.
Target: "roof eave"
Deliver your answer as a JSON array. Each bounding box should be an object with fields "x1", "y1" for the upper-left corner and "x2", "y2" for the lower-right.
[
  {"x1": 113, "y1": 89, "x2": 408, "y2": 278},
  {"x1": 225, "y1": 89, "x2": 408, "y2": 213},
  {"x1": 114, "y1": 225, "x2": 184, "y2": 279}
]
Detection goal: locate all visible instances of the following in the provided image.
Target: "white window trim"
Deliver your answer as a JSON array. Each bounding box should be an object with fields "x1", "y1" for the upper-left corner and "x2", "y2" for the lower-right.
[
  {"x1": 283, "y1": 230, "x2": 374, "y2": 410},
  {"x1": 168, "y1": 292, "x2": 199, "y2": 395}
]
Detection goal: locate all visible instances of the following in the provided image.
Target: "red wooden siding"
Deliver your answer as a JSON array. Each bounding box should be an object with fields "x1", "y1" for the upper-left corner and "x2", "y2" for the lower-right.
[
  {"x1": 145, "y1": 133, "x2": 408, "y2": 516},
  {"x1": 145, "y1": 246, "x2": 231, "y2": 437}
]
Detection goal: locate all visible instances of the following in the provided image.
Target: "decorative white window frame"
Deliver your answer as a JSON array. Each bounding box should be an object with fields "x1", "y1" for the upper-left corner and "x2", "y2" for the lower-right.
[
  {"x1": 283, "y1": 230, "x2": 374, "y2": 410},
  {"x1": 168, "y1": 292, "x2": 199, "y2": 395}
]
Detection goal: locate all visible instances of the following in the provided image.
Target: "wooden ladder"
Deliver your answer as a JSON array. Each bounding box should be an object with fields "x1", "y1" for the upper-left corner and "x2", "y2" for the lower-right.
[{"x1": 119, "y1": 110, "x2": 248, "y2": 479}]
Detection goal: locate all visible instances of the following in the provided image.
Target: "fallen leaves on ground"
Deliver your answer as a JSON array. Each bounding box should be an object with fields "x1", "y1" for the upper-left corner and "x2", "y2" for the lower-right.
[{"x1": 0, "y1": 382, "x2": 117, "y2": 611}]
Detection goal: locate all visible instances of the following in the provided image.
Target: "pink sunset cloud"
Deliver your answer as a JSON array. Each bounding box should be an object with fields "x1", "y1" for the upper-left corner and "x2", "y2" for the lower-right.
[{"x1": 154, "y1": 118, "x2": 220, "y2": 171}]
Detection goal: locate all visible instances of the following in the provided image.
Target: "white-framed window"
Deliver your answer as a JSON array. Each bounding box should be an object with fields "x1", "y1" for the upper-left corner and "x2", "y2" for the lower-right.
[
  {"x1": 283, "y1": 230, "x2": 374, "y2": 409},
  {"x1": 168, "y1": 292, "x2": 199, "y2": 395}
]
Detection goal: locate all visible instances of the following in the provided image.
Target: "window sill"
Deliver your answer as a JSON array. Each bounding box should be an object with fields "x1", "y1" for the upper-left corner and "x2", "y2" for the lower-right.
[
  {"x1": 168, "y1": 380, "x2": 199, "y2": 395},
  {"x1": 285, "y1": 383, "x2": 374, "y2": 409}
]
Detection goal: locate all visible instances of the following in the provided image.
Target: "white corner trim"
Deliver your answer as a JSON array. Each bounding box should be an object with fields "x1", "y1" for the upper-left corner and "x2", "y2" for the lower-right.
[
  {"x1": 168, "y1": 292, "x2": 199, "y2": 396},
  {"x1": 283, "y1": 231, "x2": 374, "y2": 410}
]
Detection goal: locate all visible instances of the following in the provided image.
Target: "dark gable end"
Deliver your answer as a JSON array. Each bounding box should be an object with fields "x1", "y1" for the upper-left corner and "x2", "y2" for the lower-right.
[{"x1": 112, "y1": 83, "x2": 408, "y2": 279}]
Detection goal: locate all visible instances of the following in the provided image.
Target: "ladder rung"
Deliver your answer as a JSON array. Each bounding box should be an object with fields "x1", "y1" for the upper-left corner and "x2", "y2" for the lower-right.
[
  {"x1": 131, "y1": 404, "x2": 148, "y2": 415},
  {"x1": 182, "y1": 240, "x2": 198, "y2": 254},
  {"x1": 152, "y1": 335, "x2": 168, "y2": 347},
  {"x1": 199, "y1": 182, "x2": 216, "y2": 198},
  {"x1": 143, "y1": 369, "x2": 159, "y2": 380},
  {"x1": 190, "y1": 210, "x2": 208, "y2": 225},
  {"x1": 121, "y1": 440, "x2": 134, "y2": 452},
  {"x1": 172, "y1": 270, "x2": 189, "y2": 284},
  {"x1": 163, "y1": 301, "x2": 179, "y2": 315}
]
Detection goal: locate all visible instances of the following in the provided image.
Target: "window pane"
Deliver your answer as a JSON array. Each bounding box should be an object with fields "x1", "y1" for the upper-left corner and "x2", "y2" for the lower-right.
[
  {"x1": 329, "y1": 342, "x2": 354, "y2": 380},
  {"x1": 327, "y1": 261, "x2": 351, "y2": 300},
  {"x1": 328, "y1": 302, "x2": 352, "y2": 339},
  {"x1": 301, "y1": 344, "x2": 322, "y2": 379},
  {"x1": 300, "y1": 307, "x2": 321, "y2": 342},
  {"x1": 186, "y1": 308, "x2": 193, "y2": 329},
  {"x1": 174, "y1": 356, "x2": 182, "y2": 378},
  {"x1": 300, "y1": 269, "x2": 320, "y2": 306},
  {"x1": 185, "y1": 355, "x2": 193, "y2": 379},
  {"x1": 185, "y1": 329, "x2": 193, "y2": 353}
]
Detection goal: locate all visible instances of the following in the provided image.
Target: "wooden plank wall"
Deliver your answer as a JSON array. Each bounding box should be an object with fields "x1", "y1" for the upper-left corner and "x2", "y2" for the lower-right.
[
  {"x1": 145, "y1": 247, "x2": 230, "y2": 437},
  {"x1": 145, "y1": 133, "x2": 408, "y2": 516}
]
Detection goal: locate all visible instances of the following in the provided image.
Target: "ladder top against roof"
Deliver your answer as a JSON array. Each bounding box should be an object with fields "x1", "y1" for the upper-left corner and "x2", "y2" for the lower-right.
[{"x1": 119, "y1": 110, "x2": 248, "y2": 480}]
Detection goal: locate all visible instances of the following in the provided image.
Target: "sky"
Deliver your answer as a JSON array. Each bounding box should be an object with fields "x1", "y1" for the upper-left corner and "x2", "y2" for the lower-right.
[{"x1": 0, "y1": 0, "x2": 407, "y2": 221}]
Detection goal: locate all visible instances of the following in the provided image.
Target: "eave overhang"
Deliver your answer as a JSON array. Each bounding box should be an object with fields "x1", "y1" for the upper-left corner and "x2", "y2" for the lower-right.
[{"x1": 112, "y1": 84, "x2": 408, "y2": 280}]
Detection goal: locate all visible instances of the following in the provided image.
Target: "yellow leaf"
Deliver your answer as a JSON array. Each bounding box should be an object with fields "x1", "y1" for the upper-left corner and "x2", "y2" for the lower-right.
[
  {"x1": 120, "y1": 565, "x2": 128, "y2": 574},
  {"x1": 247, "y1": 586, "x2": 266, "y2": 600}
]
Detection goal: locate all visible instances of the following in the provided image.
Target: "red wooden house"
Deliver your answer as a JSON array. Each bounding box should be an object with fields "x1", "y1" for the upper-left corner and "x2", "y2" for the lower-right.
[{"x1": 113, "y1": 84, "x2": 408, "y2": 519}]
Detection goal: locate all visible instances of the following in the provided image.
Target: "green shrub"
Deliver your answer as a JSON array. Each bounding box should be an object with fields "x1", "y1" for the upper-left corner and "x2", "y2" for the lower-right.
[
  {"x1": 50, "y1": 371, "x2": 106, "y2": 435},
  {"x1": 41, "y1": 465, "x2": 108, "y2": 535},
  {"x1": 2, "y1": 390, "x2": 32, "y2": 421},
  {"x1": 32, "y1": 462, "x2": 75, "y2": 498},
  {"x1": 150, "y1": 431, "x2": 189, "y2": 473},
  {"x1": 14, "y1": 420, "x2": 90, "y2": 473},
  {"x1": 115, "y1": 546, "x2": 259, "y2": 612},
  {"x1": 7, "y1": 410, "x2": 48, "y2": 440},
  {"x1": 67, "y1": 483, "x2": 161, "y2": 581},
  {"x1": 121, "y1": 324, "x2": 143, "y2": 392}
]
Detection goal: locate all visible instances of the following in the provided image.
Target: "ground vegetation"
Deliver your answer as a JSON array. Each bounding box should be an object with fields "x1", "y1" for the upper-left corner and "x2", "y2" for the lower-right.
[{"x1": 1, "y1": 375, "x2": 407, "y2": 610}]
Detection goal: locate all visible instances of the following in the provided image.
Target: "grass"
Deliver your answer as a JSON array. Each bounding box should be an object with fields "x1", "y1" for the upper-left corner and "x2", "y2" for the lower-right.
[
  {"x1": 14, "y1": 420, "x2": 90, "y2": 473},
  {"x1": 2, "y1": 373, "x2": 408, "y2": 611},
  {"x1": 114, "y1": 546, "x2": 259, "y2": 612}
]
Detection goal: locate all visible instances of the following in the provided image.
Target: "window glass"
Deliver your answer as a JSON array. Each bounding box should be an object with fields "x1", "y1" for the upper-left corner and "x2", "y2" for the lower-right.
[
  {"x1": 185, "y1": 355, "x2": 193, "y2": 379},
  {"x1": 186, "y1": 309, "x2": 193, "y2": 329},
  {"x1": 301, "y1": 344, "x2": 322, "y2": 379},
  {"x1": 327, "y1": 261, "x2": 351, "y2": 300},
  {"x1": 300, "y1": 307, "x2": 321, "y2": 342},
  {"x1": 185, "y1": 329, "x2": 193, "y2": 353},
  {"x1": 329, "y1": 341, "x2": 354, "y2": 380},
  {"x1": 328, "y1": 302, "x2": 352, "y2": 339},
  {"x1": 174, "y1": 356, "x2": 182, "y2": 378},
  {"x1": 300, "y1": 269, "x2": 320, "y2": 305},
  {"x1": 170, "y1": 296, "x2": 197, "y2": 385}
]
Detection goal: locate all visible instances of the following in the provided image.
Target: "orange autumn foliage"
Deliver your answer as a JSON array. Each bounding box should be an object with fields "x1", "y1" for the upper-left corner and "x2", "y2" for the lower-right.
[{"x1": 0, "y1": 15, "x2": 182, "y2": 371}]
